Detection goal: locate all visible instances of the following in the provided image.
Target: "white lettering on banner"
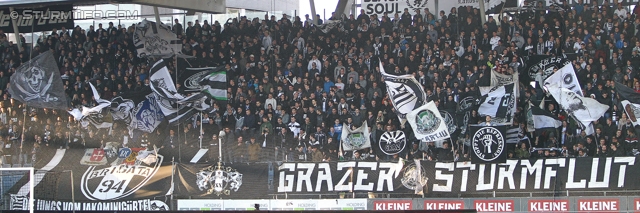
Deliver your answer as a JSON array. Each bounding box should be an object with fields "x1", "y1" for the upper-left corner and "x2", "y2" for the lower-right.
[
  {"x1": 566, "y1": 158, "x2": 586, "y2": 188},
  {"x1": 315, "y1": 163, "x2": 334, "y2": 191},
  {"x1": 520, "y1": 159, "x2": 543, "y2": 189},
  {"x1": 296, "y1": 163, "x2": 315, "y2": 192},
  {"x1": 578, "y1": 200, "x2": 619, "y2": 211},
  {"x1": 474, "y1": 200, "x2": 514, "y2": 212},
  {"x1": 456, "y1": 162, "x2": 475, "y2": 192},
  {"x1": 476, "y1": 164, "x2": 496, "y2": 191},
  {"x1": 424, "y1": 201, "x2": 464, "y2": 210},
  {"x1": 373, "y1": 201, "x2": 412, "y2": 210},
  {"x1": 588, "y1": 158, "x2": 611, "y2": 188},
  {"x1": 336, "y1": 162, "x2": 355, "y2": 191},
  {"x1": 354, "y1": 162, "x2": 376, "y2": 191},
  {"x1": 528, "y1": 200, "x2": 569, "y2": 212},
  {"x1": 497, "y1": 160, "x2": 516, "y2": 189},
  {"x1": 635, "y1": 199, "x2": 640, "y2": 210},
  {"x1": 543, "y1": 159, "x2": 564, "y2": 189},
  {"x1": 276, "y1": 162, "x2": 401, "y2": 193},
  {"x1": 614, "y1": 157, "x2": 635, "y2": 187},
  {"x1": 277, "y1": 163, "x2": 295, "y2": 192},
  {"x1": 277, "y1": 158, "x2": 634, "y2": 193},
  {"x1": 12, "y1": 197, "x2": 167, "y2": 211},
  {"x1": 433, "y1": 162, "x2": 454, "y2": 192}
]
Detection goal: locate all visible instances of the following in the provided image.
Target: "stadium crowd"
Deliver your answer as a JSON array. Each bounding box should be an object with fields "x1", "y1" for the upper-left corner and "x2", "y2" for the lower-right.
[{"x1": 0, "y1": 0, "x2": 639, "y2": 165}]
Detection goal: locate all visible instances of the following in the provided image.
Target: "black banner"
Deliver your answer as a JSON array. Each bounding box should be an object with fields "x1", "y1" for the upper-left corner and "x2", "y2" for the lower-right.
[
  {"x1": 175, "y1": 162, "x2": 273, "y2": 199},
  {"x1": 8, "y1": 147, "x2": 172, "y2": 211},
  {"x1": 469, "y1": 125, "x2": 507, "y2": 163},
  {"x1": 9, "y1": 156, "x2": 640, "y2": 210},
  {"x1": 0, "y1": 5, "x2": 74, "y2": 33}
]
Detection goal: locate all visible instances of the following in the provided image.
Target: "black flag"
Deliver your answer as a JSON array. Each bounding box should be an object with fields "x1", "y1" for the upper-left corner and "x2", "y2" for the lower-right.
[
  {"x1": 469, "y1": 125, "x2": 507, "y2": 163},
  {"x1": 8, "y1": 51, "x2": 69, "y2": 110}
]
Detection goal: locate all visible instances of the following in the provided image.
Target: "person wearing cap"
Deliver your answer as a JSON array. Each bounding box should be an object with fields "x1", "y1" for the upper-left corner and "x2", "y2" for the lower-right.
[{"x1": 511, "y1": 31, "x2": 524, "y2": 49}]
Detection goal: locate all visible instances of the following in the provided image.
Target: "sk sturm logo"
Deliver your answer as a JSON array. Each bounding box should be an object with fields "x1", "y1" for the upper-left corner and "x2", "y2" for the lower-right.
[
  {"x1": 379, "y1": 130, "x2": 407, "y2": 155},
  {"x1": 196, "y1": 162, "x2": 243, "y2": 196},
  {"x1": 184, "y1": 70, "x2": 210, "y2": 90},
  {"x1": 80, "y1": 154, "x2": 163, "y2": 200},
  {"x1": 406, "y1": 0, "x2": 428, "y2": 9},
  {"x1": 401, "y1": 162, "x2": 428, "y2": 190},
  {"x1": 439, "y1": 110, "x2": 456, "y2": 134},
  {"x1": 346, "y1": 132, "x2": 367, "y2": 149},
  {"x1": 415, "y1": 109, "x2": 440, "y2": 135},
  {"x1": 472, "y1": 127, "x2": 505, "y2": 161}
]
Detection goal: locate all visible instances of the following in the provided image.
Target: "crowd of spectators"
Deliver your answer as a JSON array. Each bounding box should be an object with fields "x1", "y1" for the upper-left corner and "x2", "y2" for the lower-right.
[{"x1": 0, "y1": 0, "x2": 639, "y2": 165}]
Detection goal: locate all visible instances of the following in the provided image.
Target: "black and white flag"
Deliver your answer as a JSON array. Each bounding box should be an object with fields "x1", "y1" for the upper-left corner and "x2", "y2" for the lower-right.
[
  {"x1": 149, "y1": 59, "x2": 198, "y2": 126},
  {"x1": 531, "y1": 106, "x2": 562, "y2": 129},
  {"x1": 378, "y1": 130, "x2": 407, "y2": 155},
  {"x1": 457, "y1": 96, "x2": 477, "y2": 134},
  {"x1": 547, "y1": 85, "x2": 607, "y2": 135},
  {"x1": 340, "y1": 122, "x2": 371, "y2": 151},
  {"x1": 8, "y1": 51, "x2": 69, "y2": 110},
  {"x1": 469, "y1": 125, "x2": 507, "y2": 164},
  {"x1": 621, "y1": 100, "x2": 640, "y2": 126},
  {"x1": 134, "y1": 19, "x2": 182, "y2": 58},
  {"x1": 380, "y1": 61, "x2": 427, "y2": 123},
  {"x1": 615, "y1": 82, "x2": 640, "y2": 103},
  {"x1": 478, "y1": 83, "x2": 515, "y2": 124},
  {"x1": 319, "y1": 20, "x2": 344, "y2": 34},
  {"x1": 543, "y1": 63, "x2": 583, "y2": 96},
  {"x1": 406, "y1": 101, "x2": 450, "y2": 142},
  {"x1": 526, "y1": 55, "x2": 571, "y2": 85},
  {"x1": 69, "y1": 83, "x2": 113, "y2": 129}
]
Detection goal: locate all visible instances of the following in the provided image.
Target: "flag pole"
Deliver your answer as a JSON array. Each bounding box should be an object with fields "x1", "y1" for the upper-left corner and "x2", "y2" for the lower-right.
[
  {"x1": 20, "y1": 104, "x2": 27, "y2": 163},
  {"x1": 199, "y1": 111, "x2": 203, "y2": 149}
]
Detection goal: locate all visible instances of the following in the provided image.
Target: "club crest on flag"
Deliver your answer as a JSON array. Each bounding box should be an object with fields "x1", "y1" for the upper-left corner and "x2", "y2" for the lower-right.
[
  {"x1": 379, "y1": 130, "x2": 407, "y2": 155},
  {"x1": 184, "y1": 70, "x2": 211, "y2": 90},
  {"x1": 196, "y1": 163, "x2": 243, "y2": 196},
  {"x1": 440, "y1": 110, "x2": 457, "y2": 134},
  {"x1": 81, "y1": 154, "x2": 164, "y2": 200},
  {"x1": 400, "y1": 162, "x2": 428, "y2": 190},
  {"x1": 415, "y1": 109, "x2": 440, "y2": 135},
  {"x1": 472, "y1": 127, "x2": 505, "y2": 162},
  {"x1": 346, "y1": 132, "x2": 367, "y2": 149}
]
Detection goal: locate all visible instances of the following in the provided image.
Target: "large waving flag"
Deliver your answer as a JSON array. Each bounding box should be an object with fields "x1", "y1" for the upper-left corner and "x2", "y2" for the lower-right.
[
  {"x1": 547, "y1": 85, "x2": 607, "y2": 135},
  {"x1": 544, "y1": 63, "x2": 583, "y2": 96},
  {"x1": 68, "y1": 82, "x2": 113, "y2": 128},
  {"x1": 148, "y1": 59, "x2": 198, "y2": 126},
  {"x1": 478, "y1": 83, "x2": 516, "y2": 125},
  {"x1": 8, "y1": 51, "x2": 69, "y2": 110},
  {"x1": 133, "y1": 19, "x2": 182, "y2": 58},
  {"x1": 379, "y1": 61, "x2": 427, "y2": 124}
]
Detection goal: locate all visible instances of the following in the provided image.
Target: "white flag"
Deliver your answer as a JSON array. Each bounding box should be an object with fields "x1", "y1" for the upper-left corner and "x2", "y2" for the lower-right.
[
  {"x1": 134, "y1": 19, "x2": 182, "y2": 58},
  {"x1": 548, "y1": 86, "x2": 607, "y2": 133},
  {"x1": 544, "y1": 63, "x2": 583, "y2": 96},
  {"x1": 621, "y1": 100, "x2": 640, "y2": 126},
  {"x1": 340, "y1": 122, "x2": 371, "y2": 151},
  {"x1": 407, "y1": 101, "x2": 451, "y2": 142}
]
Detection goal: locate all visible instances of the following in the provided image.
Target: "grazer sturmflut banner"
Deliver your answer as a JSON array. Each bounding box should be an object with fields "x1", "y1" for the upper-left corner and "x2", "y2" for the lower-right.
[
  {"x1": 8, "y1": 147, "x2": 172, "y2": 211},
  {"x1": 269, "y1": 157, "x2": 640, "y2": 195},
  {"x1": 0, "y1": 5, "x2": 74, "y2": 33}
]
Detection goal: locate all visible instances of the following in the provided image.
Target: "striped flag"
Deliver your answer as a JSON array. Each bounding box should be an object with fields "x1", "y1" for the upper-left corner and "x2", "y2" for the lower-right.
[
  {"x1": 201, "y1": 70, "x2": 228, "y2": 102},
  {"x1": 379, "y1": 61, "x2": 427, "y2": 124},
  {"x1": 505, "y1": 127, "x2": 521, "y2": 144}
]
